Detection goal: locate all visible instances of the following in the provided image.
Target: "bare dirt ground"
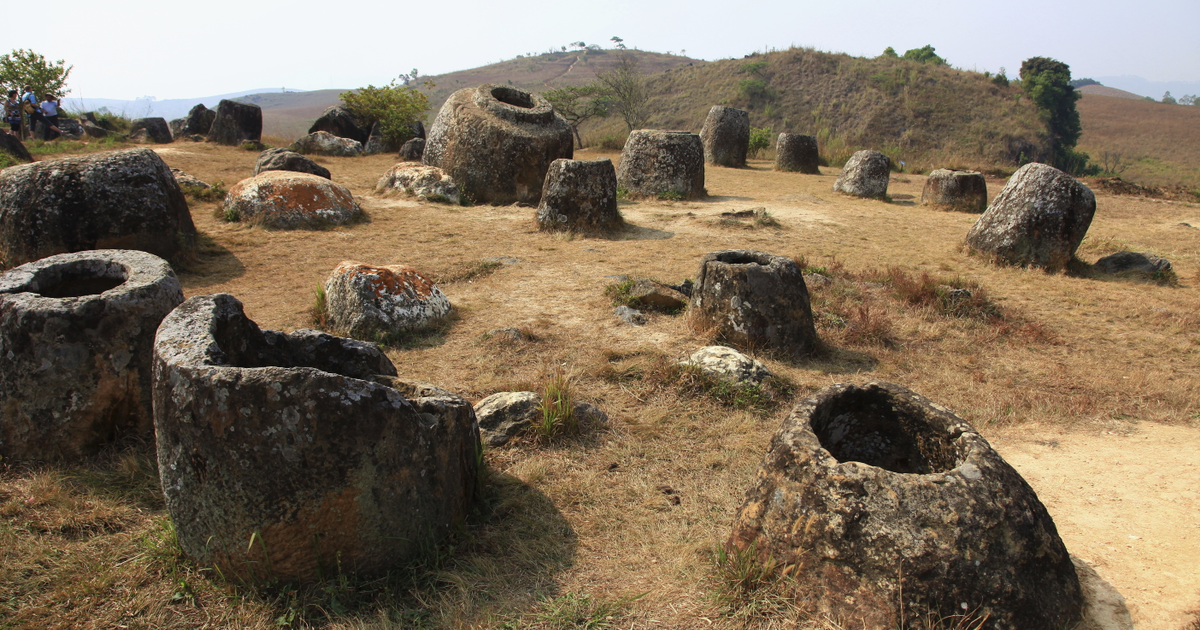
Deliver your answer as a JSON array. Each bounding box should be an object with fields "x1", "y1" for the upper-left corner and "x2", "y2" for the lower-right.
[{"x1": 4, "y1": 142, "x2": 1197, "y2": 629}]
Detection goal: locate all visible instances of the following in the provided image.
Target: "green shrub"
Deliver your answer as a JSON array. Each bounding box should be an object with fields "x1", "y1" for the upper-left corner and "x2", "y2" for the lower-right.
[
  {"x1": 902, "y1": 45, "x2": 947, "y2": 65},
  {"x1": 340, "y1": 81, "x2": 429, "y2": 145},
  {"x1": 747, "y1": 127, "x2": 772, "y2": 158},
  {"x1": 0, "y1": 150, "x2": 20, "y2": 169}
]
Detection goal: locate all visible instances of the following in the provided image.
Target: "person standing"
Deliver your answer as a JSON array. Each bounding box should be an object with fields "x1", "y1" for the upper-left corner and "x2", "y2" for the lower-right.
[
  {"x1": 4, "y1": 91, "x2": 21, "y2": 138},
  {"x1": 39, "y1": 94, "x2": 62, "y2": 139},
  {"x1": 20, "y1": 86, "x2": 41, "y2": 140}
]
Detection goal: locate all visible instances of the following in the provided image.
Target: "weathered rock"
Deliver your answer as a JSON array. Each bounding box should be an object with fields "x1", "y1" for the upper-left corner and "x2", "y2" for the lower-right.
[
  {"x1": 681, "y1": 346, "x2": 772, "y2": 386},
  {"x1": 81, "y1": 120, "x2": 113, "y2": 139},
  {"x1": 399, "y1": 137, "x2": 425, "y2": 161},
  {"x1": 615, "y1": 130, "x2": 706, "y2": 200},
  {"x1": 58, "y1": 118, "x2": 84, "y2": 140},
  {"x1": 171, "y1": 168, "x2": 210, "y2": 190},
  {"x1": 169, "y1": 118, "x2": 185, "y2": 139},
  {"x1": 207, "y1": 99, "x2": 262, "y2": 146},
  {"x1": 130, "y1": 117, "x2": 173, "y2": 144},
  {"x1": 153, "y1": 293, "x2": 479, "y2": 582},
  {"x1": 474, "y1": 391, "x2": 539, "y2": 447},
  {"x1": 411, "y1": 119, "x2": 426, "y2": 139},
  {"x1": 364, "y1": 121, "x2": 402, "y2": 155},
  {"x1": 691, "y1": 250, "x2": 817, "y2": 358},
  {"x1": 180, "y1": 103, "x2": 216, "y2": 137},
  {"x1": 922, "y1": 168, "x2": 988, "y2": 212},
  {"x1": 254, "y1": 148, "x2": 331, "y2": 179},
  {"x1": 1094, "y1": 251, "x2": 1172, "y2": 277},
  {"x1": 965, "y1": 162, "x2": 1096, "y2": 270},
  {"x1": 628, "y1": 278, "x2": 687, "y2": 311},
  {"x1": 375, "y1": 164, "x2": 461, "y2": 204},
  {"x1": 0, "y1": 133, "x2": 32, "y2": 163},
  {"x1": 774, "y1": 133, "x2": 820, "y2": 174},
  {"x1": 536, "y1": 158, "x2": 621, "y2": 233},
  {"x1": 308, "y1": 105, "x2": 369, "y2": 144},
  {"x1": 324, "y1": 261, "x2": 452, "y2": 340},
  {"x1": 699, "y1": 106, "x2": 750, "y2": 167},
  {"x1": 0, "y1": 250, "x2": 183, "y2": 460},
  {"x1": 1074, "y1": 557, "x2": 1135, "y2": 630},
  {"x1": 0, "y1": 148, "x2": 195, "y2": 269},
  {"x1": 291, "y1": 131, "x2": 364, "y2": 157},
  {"x1": 833, "y1": 150, "x2": 890, "y2": 198},
  {"x1": 424, "y1": 84, "x2": 573, "y2": 204},
  {"x1": 728, "y1": 381, "x2": 1083, "y2": 629},
  {"x1": 614, "y1": 305, "x2": 646, "y2": 325},
  {"x1": 222, "y1": 171, "x2": 363, "y2": 229}
]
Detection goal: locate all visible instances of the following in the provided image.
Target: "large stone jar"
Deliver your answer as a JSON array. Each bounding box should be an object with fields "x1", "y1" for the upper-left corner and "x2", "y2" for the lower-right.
[
  {"x1": 965, "y1": 162, "x2": 1095, "y2": 270},
  {"x1": 0, "y1": 250, "x2": 184, "y2": 460},
  {"x1": 699, "y1": 105, "x2": 750, "y2": 167},
  {"x1": 207, "y1": 99, "x2": 262, "y2": 146},
  {"x1": 615, "y1": 130, "x2": 706, "y2": 200},
  {"x1": 833, "y1": 149, "x2": 891, "y2": 198},
  {"x1": 690, "y1": 250, "x2": 817, "y2": 358},
  {"x1": 729, "y1": 381, "x2": 1083, "y2": 629},
  {"x1": 423, "y1": 84, "x2": 573, "y2": 205},
  {"x1": 922, "y1": 168, "x2": 988, "y2": 212},
  {"x1": 775, "y1": 133, "x2": 820, "y2": 174},
  {"x1": 535, "y1": 158, "x2": 621, "y2": 233},
  {"x1": 153, "y1": 293, "x2": 480, "y2": 582}
]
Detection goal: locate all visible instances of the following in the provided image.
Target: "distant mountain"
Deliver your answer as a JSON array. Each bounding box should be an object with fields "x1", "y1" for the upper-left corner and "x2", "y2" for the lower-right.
[
  {"x1": 62, "y1": 88, "x2": 319, "y2": 125},
  {"x1": 1093, "y1": 76, "x2": 1200, "y2": 100},
  {"x1": 1077, "y1": 84, "x2": 1144, "y2": 100}
]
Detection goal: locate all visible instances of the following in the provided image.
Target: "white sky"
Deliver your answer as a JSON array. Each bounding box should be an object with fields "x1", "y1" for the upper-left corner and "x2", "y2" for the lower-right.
[{"x1": 14, "y1": 0, "x2": 1199, "y2": 100}]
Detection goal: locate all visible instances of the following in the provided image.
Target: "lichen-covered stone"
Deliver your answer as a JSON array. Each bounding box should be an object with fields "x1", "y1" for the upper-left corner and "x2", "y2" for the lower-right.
[
  {"x1": 833, "y1": 150, "x2": 890, "y2": 198},
  {"x1": 681, "y1": 346, "x2": 771, "y2": 386},
  {"x1": 222, "y1": 171, "x2": 362, "y2": 229},
  {"x1": 169, "y1": 118, "x2": 185, "y2": 138},
  {"x1": 536, "y1": 158, "x2": 621, "y2": 233},
  {"x1": 0, "y1": 148, "x2": 196, "y2": 269},
  {"x1": 207, "y1": 99, "x2": 262, "y2": 146},
  {"x1": 699, "y1": 106, "x2": 749, "y2": 167},
  {"x1": 474, "y1": 391, "x2": 539, "y2": 447},
  {"x1": 254, "y1": 148, "x2": 331, "y2": 179},
  {"x1": 153, "y1": 293, "x2": 480, "y2": 582},
  {"x1": 616, "y1": 130, "x2": 706, "y2": 200},
  {"x1": 0, "y1": 250, "x2": 183, "y2": 460},
  {"x1": 965, "y1": 162, "x2": 1095, "y2": 270},
  {"x1": 171, "y1": 168, "x2": 210, "y2": 189},
  {"x1": 922, "y1": 168, "x2": 988, "y2": 212},
  {"x1": 291, "y1": 131, "x2": 364, "y2": 157},
  {"x1": 129, "y1": 117, "x2": 173, "y2": 144},
  {"x1": 0, "y1": 133, "x2": 33, "y2": 163},
  {"x1": 1094, "y1": 251, "x2": 1172, "y2": 277},
  {"x1": 308, "y1": 105, "x2": 369, "y2": 144},
  {"x1": 775, "y1": 133, "x2": 819, "y2": 174},
  {"x1": 180, "y1": 103, "x2": 216, "y2": 137},
  {"x1": 424, "y1": 84, "x2": 573, "y2": 204},
  {"x1": 399, "y1": 137, "x2": 425, "y2": 162},
  {"x1": 324, "y1": 261, "x2": 452, "y2": 340},
  {"x1": 728, "y1": 381, "x2": 1083, "y2": 629},
  {"x1": 375, "y1": 164, "x2": 461, "y2": 204},
  {"x1": 691, "y1": 250, "x2": 817, "y2": 358}
]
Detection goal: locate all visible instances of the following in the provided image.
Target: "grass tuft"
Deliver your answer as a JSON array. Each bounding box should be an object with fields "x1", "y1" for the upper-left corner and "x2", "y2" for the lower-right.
[{"x1": 534, "y1": 368, "x2": 577, "y2": 441}]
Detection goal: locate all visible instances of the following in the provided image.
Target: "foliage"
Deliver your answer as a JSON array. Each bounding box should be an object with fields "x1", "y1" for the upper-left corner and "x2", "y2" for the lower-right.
[
  {"x1": 903, "y1": 45, "x2": 946, "y2": 65},
  {"x1": 740, "y1": 60, "x2": 768, "y2": 76},
  {"x1": 1069, "y1": 78, "x2": 1100, "y2": 88},
  {"x1": 1161, "y1": 91, "x2": 1177, "y2": 105},
  {"x1": 747, "y1": 126, "x2": 772, "y2": 158},
  {"x1": 339, "y1": 80, "x2": 428, "y2": 145},
  {"x1": 179, "y1": 180, "x2": 227, "y2": 203},
  {"x1": 737, "y1": 78, "x2": 771, "y2": 102},
  {"x1": 0, "y1": 48, "x2": 72, "y2": 97},
  {"x1": 1020, "y1": 57, "x2": 1083, "y2": 169},
  {"x1": 89, "y1": 107, "x2": 133, "y2": 133},
  {"x1": 535, "y1": 369, "x2": 577, "y2": 440},
  {"x1": 992, "y1": 67, "x2": 1010, "y2": 88},
  {"x1": 881, "y1": 46, "x2": 898, "y2": 58},
  {"x1": 596, "y1": 55, "x2": 649, "y2": 131},
  {"x1": 1179, "y1": 94, "x2": 1196, "y2": 106},
  {"x1": 543, "y1": 83, "x2": 612, "y2": 148},
  {"x1": 308, "y1": 283, "x2": 328, "y2": 329}
]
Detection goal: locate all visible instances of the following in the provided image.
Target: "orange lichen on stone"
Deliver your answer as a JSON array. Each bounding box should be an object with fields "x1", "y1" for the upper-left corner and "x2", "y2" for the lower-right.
[
  {"x1": 334, "y1": 262, "x2": 436, "y2": 299},
  {"x1": 223, "y1": 171, "x2": 362, "y2": 229}
]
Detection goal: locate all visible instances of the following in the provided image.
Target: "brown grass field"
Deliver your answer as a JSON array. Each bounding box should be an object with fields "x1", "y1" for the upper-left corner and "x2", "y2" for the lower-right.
[
  {"x1": 2, "y1": 143, "x2": 1199, "y2": 629},
  {"x1": 1076, "y1": 94, "x2": 1200, "y2": 189}
]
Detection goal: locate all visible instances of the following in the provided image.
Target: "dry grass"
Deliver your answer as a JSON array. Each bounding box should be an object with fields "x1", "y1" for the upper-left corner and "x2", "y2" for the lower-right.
[
  {"x1": 1076, "y1": 93, "x2": 1200, "y2": 189},
  {"x1": 4, "y1": 143, "x2": 1199, "y2": 629}
]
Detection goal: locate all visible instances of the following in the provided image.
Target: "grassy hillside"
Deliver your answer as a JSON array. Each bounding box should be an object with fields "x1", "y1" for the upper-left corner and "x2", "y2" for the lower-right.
[
  {"x1": 581, "y1": 47, "x2": 1050, "y2": 173},
  {"x1": 1076, "y1": 93, "x2": 1200, "y2": 188}
]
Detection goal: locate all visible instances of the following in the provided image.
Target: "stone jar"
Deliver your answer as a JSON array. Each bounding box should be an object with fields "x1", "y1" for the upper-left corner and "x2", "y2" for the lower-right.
[
  {"x1": 0, "y1": 148, "x2": 196, "y2": 269},
  {"x1": 775, "y1": 133, "x2": 820, "y2": 174},
  {"x1": 0, "y1": 250, "x2": 183, "y2": 460},
  {"x1": 699, "y1": 106, "x2": 750, "y2": 167},
  {"x1": 424, "y1": 84, "x2": 573, "y2": 205},
  {"x1": 833, "y1": 149, "x2": 891, "y2": 198},
  {"x1": 536, "y1": 158, "x2": 621, "y2": 233},
  {"x1": 729, "y1": 381, "x2": 1083, "y2": 629},
  {"x1": 153, "y1": 293, "x2": 480, "y2": 583},
  {"x1": 254, "y1": 148, "x2": 332, "y2": 179},
  {"x1": 129, "y1": 117, "x2": 173, "y2": 144},
  {"x1": 922, "y1": 168, "x2": 988, "y2": 212},
  {"x1": 207, "y1": 99, "x2": 262, "y2": 146},
  {"x1": 690, "y1": 249, "x2": 817, "y2": 358},
  {"x1": 323, "y1": 261, "x2": 452, "y2": 340},
  {"x1": 615, "y1": 130, "x2": 706, "y2": 200},
  {"x1": 966, "y1": 162, "x2": 1095, "y2": 270}
]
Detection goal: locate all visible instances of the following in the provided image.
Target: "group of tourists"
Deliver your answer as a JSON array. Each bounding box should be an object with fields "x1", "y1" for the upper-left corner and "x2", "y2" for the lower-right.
[{"x1": 4, "y1": 86, "x2": 62, "y2": 140}]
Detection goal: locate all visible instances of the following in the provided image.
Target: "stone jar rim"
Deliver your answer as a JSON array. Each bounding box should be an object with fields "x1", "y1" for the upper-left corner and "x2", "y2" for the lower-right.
[
  {"x1": 475, "y1": 84, "x2": 555, "y2": 125},
  {"x1": 0, "y1": 250, "x2": 171, "y2": 303}
]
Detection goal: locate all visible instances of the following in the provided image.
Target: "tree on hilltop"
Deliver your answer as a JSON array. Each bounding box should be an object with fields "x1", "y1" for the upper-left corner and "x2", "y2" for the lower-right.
[
  {"x1": 1020, "y1": 56, "x2": 1085, "y2": 172},
  {"x1": 543, "y1": 84, "x2": 612, "y2": 148},
  {"x1": 0, "y1": 49, "x2": 71, "y2": 98},
  {"x1": 902, "y1": 45, "x2": 946, "y2": 65},
  {"x1": 1162, "y1": 91, "x2": 1177, "y2": 104}
]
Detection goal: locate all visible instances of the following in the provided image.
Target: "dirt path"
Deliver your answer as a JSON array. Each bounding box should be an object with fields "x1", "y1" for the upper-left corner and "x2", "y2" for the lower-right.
[
  {"x1": 992, "y1": 423, "x2": 1200, "y2": 629},
  {"x1": 543, "y1": 54, "x2": 582, "y2": 89}
]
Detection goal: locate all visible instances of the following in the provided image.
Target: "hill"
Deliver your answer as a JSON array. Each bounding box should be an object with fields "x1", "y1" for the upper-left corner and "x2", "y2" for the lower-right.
[
  {"x1": 1077, "y1": 92, "x2": 1200, "y2": 188},
  {"x1": 234, "y1": 89, "x2": 345, "y2": 139},
  {"x1": 63, "y1": 88, "x2": 306, "y2": 122},
  {"x1": 1076, "y1": 84, "x2": 1143, "y2": 100}
]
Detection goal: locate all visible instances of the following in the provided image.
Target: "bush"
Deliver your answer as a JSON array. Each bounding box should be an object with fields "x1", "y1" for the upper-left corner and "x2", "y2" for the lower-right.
[
  {"x1": 902, "y1": 45, "x2": 947, "y2": 65},
  {"x1": 748, "y1": 127, "x2": 772, "y2": 158},
  {"x1": 340, "y1": 81, "x2": 428, "y2": 145}
]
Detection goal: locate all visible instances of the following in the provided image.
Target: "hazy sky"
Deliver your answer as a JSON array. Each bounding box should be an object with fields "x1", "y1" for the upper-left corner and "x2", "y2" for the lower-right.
[{"x1": 14, "y1": 0, "x2": 1199, "y2": 100}]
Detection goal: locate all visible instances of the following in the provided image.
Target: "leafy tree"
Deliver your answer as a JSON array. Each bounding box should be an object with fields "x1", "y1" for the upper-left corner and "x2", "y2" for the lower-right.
[
  {"x1": 1180, "y1": 94, "x2": 1197, "y2": 106},
  {"x1": 1020, "y1": 57, "x2": 1083, "y2": 169},
  {"x1": 881, "y1": 47, "x2": 898, "y2": 58},
  {"x1": 597, "y1": 55, "x2": 648, "y2": 131},
  {"x1": 340, "y1": 80, "x2": 429, "y2": 145},
  {"x1": 902, "y1": 45, "x2": 946, "y2": 65},
  {"x1": 0, "y1": 49, "x2": 72, "y2": 97},
  {"x1": 610, "y1": 36, "x2": 626, "y2": 50},
  {"x1": 748, "y1": 127, "x2": 772, "y2": 158},
  {"x1": 543, "y1": 83, "x2": 611, "y2": 148},
  {"x1": 1162, "y1": 91, "x2": 1177, "y2": 104},
  {"x1": 992, "y1": 67, "x2": 1010, "y2": 88}
]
